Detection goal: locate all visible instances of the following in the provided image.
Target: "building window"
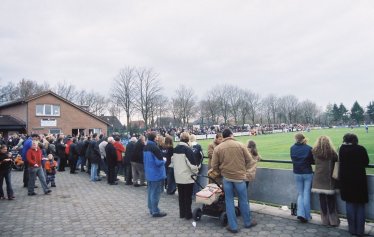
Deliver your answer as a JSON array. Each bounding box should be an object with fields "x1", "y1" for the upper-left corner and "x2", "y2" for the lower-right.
[
  {"x1": 93, "y1": 128, "x2": 102, "y2": 134},
  {"x1": 36, "y1": 104, "x2": 60, "y2": 116},
  {"x1": 49, "y1": 129, "x2": 61, "y2": 134}
]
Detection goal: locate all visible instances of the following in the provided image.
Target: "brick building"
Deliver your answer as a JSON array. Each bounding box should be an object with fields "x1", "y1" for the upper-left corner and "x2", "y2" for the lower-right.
[{"x1": 0, "y1": 91, "x2": 110, "y2": 137}]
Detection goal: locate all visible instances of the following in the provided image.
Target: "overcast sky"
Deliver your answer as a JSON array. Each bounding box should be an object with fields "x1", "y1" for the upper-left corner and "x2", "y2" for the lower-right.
[{"x1": 1, "y1": 0, "x2": 374, "y2": 110}]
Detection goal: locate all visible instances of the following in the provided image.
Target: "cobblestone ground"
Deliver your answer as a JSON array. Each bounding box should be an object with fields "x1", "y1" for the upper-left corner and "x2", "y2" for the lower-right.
[{"x1": 0, "y1": 170, "x2": 355, "y2": 237}]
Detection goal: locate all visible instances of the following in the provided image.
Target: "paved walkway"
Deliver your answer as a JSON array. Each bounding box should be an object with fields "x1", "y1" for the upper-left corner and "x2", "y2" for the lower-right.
[{"x1": 0, "y1": 170, "x2": 372, "y2": 237}]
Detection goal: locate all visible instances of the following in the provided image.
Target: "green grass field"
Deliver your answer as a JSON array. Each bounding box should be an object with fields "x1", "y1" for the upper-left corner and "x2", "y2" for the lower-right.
[{"x1": 197, "y1": 127, "x2": 374, "y2": 173}]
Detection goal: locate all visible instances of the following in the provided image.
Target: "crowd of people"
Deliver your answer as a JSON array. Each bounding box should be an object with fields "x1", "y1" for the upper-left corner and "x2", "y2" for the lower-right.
[{"x1": 0, "y1": 129, "x2": 370, "y2": 236}]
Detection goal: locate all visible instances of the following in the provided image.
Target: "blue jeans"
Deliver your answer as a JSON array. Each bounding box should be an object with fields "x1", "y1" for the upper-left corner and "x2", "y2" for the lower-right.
[
  {"x1": 223, "y1": 178, "x2": 251, "y2": 230},
  {"x1": 147, "y1": 180, "x2": 163, "y2": 215},
  {"x1": 346, "y1": 202, "x2": 365, "y2": 236},
  {"x1": 294, "y1": 173, "x2": 313, "y2": 220},
  {"x1": 166, "y1": 168, "x2": 176, "y2": 194},
  {"x1": 28, "y1": 167, "x2": 49, "y2": 193},
  {"x1": 0, "y1": 170, "x2": 14, "y2": 197},
  {"x1": 90, "y1": 163, "x2": 99, "y2": 181},
  {"x1": 77, "y1": 156, "x2": 86, "y2": 169}
]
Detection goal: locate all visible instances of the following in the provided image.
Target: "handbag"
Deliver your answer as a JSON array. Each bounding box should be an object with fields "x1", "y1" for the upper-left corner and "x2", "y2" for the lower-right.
[{"x1": 332, "y1": 158, "x2": 339, "y2": 180}]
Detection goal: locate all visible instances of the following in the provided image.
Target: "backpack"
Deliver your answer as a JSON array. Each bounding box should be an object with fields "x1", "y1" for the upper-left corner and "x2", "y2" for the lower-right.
[{"x1": 191, "y1": 144, "x2": 204, "y2": 166}]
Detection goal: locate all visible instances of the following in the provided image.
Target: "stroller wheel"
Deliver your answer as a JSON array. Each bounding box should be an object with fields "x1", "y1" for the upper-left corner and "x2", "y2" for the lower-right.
[
  {"x1": 219, "y1": 212, "x2": 228, "y2": 226},
  {"x1": 193, "y1": 208, "x2": 202, "y2": 221}
]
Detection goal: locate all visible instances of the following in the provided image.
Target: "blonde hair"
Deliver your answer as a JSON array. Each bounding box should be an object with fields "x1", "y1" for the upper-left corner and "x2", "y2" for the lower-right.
[
  {"x1": 189, "y1": 134, "x2": 196, "y2": 143},
  {"x1": 312, "y1": 136, "x2": 336, "y2": 159},
  {"x1": 295, "y1": 133, "x2": 307, "y2": 144},
  {"x1": 180, "y1": 132, "x2": 190, "y2": 143}
]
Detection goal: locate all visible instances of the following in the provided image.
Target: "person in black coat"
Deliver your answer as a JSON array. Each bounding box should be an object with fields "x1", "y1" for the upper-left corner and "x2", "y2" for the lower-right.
[
  {"x1": 131, "y1": 136, "x2": 146, "y2": 187},
  {"x1": 68, "y1": 138, "x2": 78, "y2": 174},
  {"x1": 105, "y1": 137, "x2": 118, "y2": 185},
  {"x1": 56, "y1": 137, "x2": 66, "y2": 172},
  {"x1": 339, "y1": 133, "x2": 369, "y2": 236},
  {"x1": 88, "y1": 134, "x2": 101, "y2": 181},
  {"x1": 123, "y1": 137, "x2": 137, "y2": 185}
]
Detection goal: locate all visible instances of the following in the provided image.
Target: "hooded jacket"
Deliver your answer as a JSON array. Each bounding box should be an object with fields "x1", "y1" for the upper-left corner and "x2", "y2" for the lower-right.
[{"x1": 143, "y1": 140, "x2": 166, "y2": 181}]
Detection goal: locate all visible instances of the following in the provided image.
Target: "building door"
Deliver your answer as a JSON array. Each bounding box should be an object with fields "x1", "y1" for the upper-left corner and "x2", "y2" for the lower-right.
[{"x1": 72, "y1": 128, "x2": 85, "y2": 137}]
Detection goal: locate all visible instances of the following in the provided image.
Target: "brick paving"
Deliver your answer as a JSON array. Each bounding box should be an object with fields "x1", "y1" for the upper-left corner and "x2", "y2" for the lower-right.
[{"x1": 0, "y1": 170, "x2": 370, "y2": 236}]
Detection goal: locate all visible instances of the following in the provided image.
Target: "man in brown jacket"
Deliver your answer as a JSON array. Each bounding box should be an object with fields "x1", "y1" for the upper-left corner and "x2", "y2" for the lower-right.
[{"x1": 211, "y1": 128, "x2": 257, "y2": 233}]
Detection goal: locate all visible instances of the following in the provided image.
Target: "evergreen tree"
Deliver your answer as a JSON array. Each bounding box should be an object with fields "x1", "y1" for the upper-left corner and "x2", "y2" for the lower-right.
[
  {"x1": 367, "y1": 101, "x2": 374, "y2": 122},
  {"x1": 351, "y1": 101, "x2": 364, "y2": 125}
]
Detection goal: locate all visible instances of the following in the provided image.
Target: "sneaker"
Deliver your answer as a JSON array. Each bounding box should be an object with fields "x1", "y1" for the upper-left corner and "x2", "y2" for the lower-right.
[
  {"x1": 0, "y1": 196, "x2": 6, "y2": 200},
  {"x1": 28, "y1": 192, "x2": 37, "y2": 196},
  {"x1": 245, "y1": 220, "x2": 258, "y2": 228},
  {"x1": 152, "y1": 212, "x2": 167, "y2": 218},
  {"x1": 51, "y1": 184, "x2": 56, "y2": 187},
  {"x1": 226, "y1": 227, "x2": 239, "y2": 233},
  {"x1": 44, "y1": 190, "x2": 52, "y2": 195},
  {"x1": 8, "y1": 196, "x2": 15, "y2": 200}
]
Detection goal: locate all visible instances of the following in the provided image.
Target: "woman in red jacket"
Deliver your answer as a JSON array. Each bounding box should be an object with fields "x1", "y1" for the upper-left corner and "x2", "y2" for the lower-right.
[{"x1": 27, "y1": 142, "x2": 51, "y2": 196}]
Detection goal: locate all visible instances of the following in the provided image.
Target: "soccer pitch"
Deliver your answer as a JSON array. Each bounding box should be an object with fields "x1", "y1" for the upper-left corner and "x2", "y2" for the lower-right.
[{"x1": 197, "y1": 127, "x2": 374, "y2": 173}]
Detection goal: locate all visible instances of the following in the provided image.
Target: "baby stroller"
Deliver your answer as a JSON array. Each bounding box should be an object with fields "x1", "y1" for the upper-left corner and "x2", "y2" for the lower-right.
[{"x1": 191, "y1": 174, "x2": 240, "y2": 226}]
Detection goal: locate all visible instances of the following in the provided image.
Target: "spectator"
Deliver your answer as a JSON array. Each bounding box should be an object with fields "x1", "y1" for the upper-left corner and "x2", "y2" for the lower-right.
[
  {"x1": 0, "y1": 145, "x2": 14, "y2": 200},
  {"x1": 45, "y1": 154, "x2": 57, "y2": 187},
  {"x1": 290, "y1": 133, "x2": 314, "y2": 223},
  {"x1": 207, "y1": 133, "x2": 223, "y2": 169},
  {"x1": 131, "y1": 136, "x2": 146, "y2": 187},
  {"x1": 68, "y1": 138, "x2": 78, "y2": 174},
  {"x1": 339, "y1": 133, "x2": 369, "y2": 236},
  {"x1": 21, "y1": 134, "x2": 39, "y2": 187},
  {"x1": 245, "y1": 140, "x2": 260, "y2": 184},
  {"x1": 123, "y1": 137, "x2": 137, "y2": 185},
  {"x1": 88, "y1": 134, "x2": 101, "y2": 182},
  {"x1": 161, "y1": 135, "x2": 175, "y2": 194},
  {"x1": 311, "y1": 136, "x2": 340, "y2": 227},
  {"x1": 105, "y1": 137, "x2": 118, "y2": 185},
  {"x1": 56, "y1": 137, "x2": 67, "y2": 172},
  {"x1": 27, "y1": 141, "x2": 51, "y2": 196},
  {"x1": 171, "y1": 132, "x2": 198, "y2": 220},
  {"x1": 211, "y1": 128, "x2": 257, "y2": 233},
  {"x1": 113, "y1": 136, "x2": 125, "y2": 181},
  {"x1": 98, "y1": 137, "x2": 108, "y2": 176},
  {"x1": 143, "y1": 132, "x2": 167, "y2": 217}
]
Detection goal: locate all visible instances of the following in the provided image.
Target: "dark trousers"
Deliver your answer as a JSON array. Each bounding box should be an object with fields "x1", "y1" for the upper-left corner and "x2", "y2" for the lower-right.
[
  {"x1": 177, "y1": 183, "x2": 194, "y2": 219},
  {"x1": 319, "y1": 194, "x2": 340, "y2": 226},
  {"x1": 58, "y1": 155, "x2": 67, "y2": 171},
  {"x1": 69, "y1": 158, "x2": 77, "y2": 173},
  {"x1": 23, "y1": 160, "x2": 29, "y2": 187},
  {"x1": 0, "y1": 170, "x2": 14, "y2": 197},
  {"x1": 107, "y1": 164, "x2": 116, "y2": 184},
  {"x1": 124, "y1": 162, "x2": 133, "y2": 184},
  {"x1": 346, "y1": 202, "x2": 366, "y2": 236}
]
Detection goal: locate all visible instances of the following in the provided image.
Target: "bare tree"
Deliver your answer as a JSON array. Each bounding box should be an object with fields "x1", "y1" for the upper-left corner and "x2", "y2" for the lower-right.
[
  {"x1": 299, "y1": 100, "x2": 320, "y2": 124},
  {"x1": 54, "y1": 81, "x2": 78, "y2": 101},
  {"x1": 228, "y1": 85, "x2": 242, "y2": 124},
  {"x1": 75, "y1": 90, "x2": 108, "y2": 116},
  {"x1": 111, "y1": 67, "x2": 137, "y2": 128},
  {"x1": 246, "y1": 90, "x2": 261, "y2": 125},
  {"x1": 280, "y1": 95, "x2": 299, "y2": 124},
  {"x1": 135, "y1": 68, "x2": 162, "y2": 128},
  {"x1": 153, "y1": 95, "x2": 169, "y2": 127},
  {"x1": 204, "y1": 92, "x2": 221, "y2": 125},
  {"x1": 262, "y1": 94, "x2": 278, "y2": 124},
  {"x1": 216, "y1": 85, "x2": 231, "y2": 125},
  {"x1": 172, "y1": 85, "x2": 196, "y2": 126}
]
